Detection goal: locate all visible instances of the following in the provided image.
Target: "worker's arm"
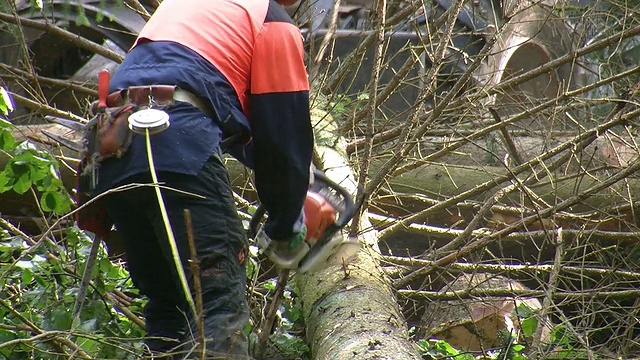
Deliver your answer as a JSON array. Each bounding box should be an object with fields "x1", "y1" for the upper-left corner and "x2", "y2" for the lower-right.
[{"x1": 249, "y1": 4, "x2": 313, "y2": 240}]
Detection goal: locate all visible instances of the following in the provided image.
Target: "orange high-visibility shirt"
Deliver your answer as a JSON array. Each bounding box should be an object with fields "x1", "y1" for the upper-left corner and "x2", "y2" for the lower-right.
[{"x1": 134, "y1": 0, "x2": 310, "y2": 115}]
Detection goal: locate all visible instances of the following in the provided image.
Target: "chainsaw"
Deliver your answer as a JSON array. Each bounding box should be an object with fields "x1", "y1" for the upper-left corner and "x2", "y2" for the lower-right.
[{"x1": 249, "y1": 167, "x2": 361, "y2": 273}]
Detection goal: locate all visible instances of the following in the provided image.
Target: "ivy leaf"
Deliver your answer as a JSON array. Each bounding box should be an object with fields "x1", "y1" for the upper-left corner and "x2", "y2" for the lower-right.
[
  {"x1": 8, "y1": 155, "x2": 29, "y2": 177},
  {"x1": 41, "y1": 191, "x2": 71, "y2": 214},
  {"x1": 0, "y1": 172, "x2": 12, "y2": 192},
  {"x1": 41, "y1": 191, "x2": 58, "y2": 212},
  {"x1": 12, "y1": 172, "x2": 32, "y2": 194},
  {"x1": 30, "y1": 163, "x2": 48, "y2": 182},
  {"x1": 0, "y1": 129, "x2": 15, "y2": 151}
]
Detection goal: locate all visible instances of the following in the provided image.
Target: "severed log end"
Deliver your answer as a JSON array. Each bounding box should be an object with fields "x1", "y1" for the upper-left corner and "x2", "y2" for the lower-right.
[{"x1": 420, "y1": 273, "x2": 553, "y2": 352}]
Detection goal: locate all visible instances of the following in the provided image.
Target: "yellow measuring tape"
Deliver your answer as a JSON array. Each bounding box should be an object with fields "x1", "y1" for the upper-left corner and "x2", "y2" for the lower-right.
[{"x1": 130, "y1": 108, "x2": 197, "y2": 318}]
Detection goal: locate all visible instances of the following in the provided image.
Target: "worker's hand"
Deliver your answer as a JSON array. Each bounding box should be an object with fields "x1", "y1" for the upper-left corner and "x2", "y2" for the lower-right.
[{"x1": 257, "y1": 225, "x2": 309, "y2": 269}]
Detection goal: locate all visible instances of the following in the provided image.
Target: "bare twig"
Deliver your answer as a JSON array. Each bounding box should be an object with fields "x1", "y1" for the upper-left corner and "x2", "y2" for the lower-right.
[
  {"x1": 361, "y1": 0, "x2": 501, "y2": 204},
  {"x1": 258, "y1": 269, "x2": 290, "y2": 356},
  {"x1": 0, "y1": 12, "x2": 124, "y2": 63},
  {"x1": 488, "y1": 107, "x2": 523, "y2": 165},
  {"x1": 72, "y1": 234, "x2": 102, "y2": 320},
  {"x1": 308, "y1": 0, "x2": 341, "y2": 83},
  {"x1": 349, "y1": 0, "x2": 387, "y2": 236},
  {"x1": 9, "y1": 91, "x2": 88, "y2": 122},
  {"x1": 381, "y1": 103, "x2": 639, "y2": 242},
  {"x1": 123, "y1": 0, "x2": 152, "y2": 21},
  {"x1": 183, "y1": 209, "x2": 206, "y2": 359},
  {"x1": 0, "y1": 63, "x2": 98, "y2": 96},
  {"x1": 382, "y1": 257, "x2": 640, "y2": 282},
  {"x1": 0, "y1": 298, "x2": 92, "y2": 359},
  {"x1": 398, "y1": 288, "x2": 640, "y2": 301},
  {"x1": 429, "y1": 184, "x2": 515, "y2": 258},
  {"x1": 104, "y1": 293, "x2": 146, "y2": 330},
  {"x1": 393, "y1": 153, "x2": 640, "y2": 288}
]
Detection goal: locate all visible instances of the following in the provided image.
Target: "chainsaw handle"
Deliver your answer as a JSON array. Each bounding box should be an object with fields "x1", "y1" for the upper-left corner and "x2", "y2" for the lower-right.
[
  {"x1": 248, "y1": 169, "x2": 356, "y2": 238},
  {"x1": 311, "y1": 168, "x2": 356, "y2": 228},
  {"x1": 97, "y1": 69, "x2": 110, "y2": 109}
]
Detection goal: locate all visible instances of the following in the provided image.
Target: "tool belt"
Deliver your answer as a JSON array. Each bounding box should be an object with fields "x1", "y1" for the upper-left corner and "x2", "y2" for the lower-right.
[
  {"x1": 77, "y1": 85, "x2": 212, "y2": 237},
  {"x1": 81, "y1": 85, "x2": 212, "y2": 180}
]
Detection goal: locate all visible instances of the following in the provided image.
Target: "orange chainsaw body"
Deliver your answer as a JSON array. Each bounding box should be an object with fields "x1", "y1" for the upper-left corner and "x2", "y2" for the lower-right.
[{"x1": 303, "y1": 191, "x2": 337, "y2": 245}]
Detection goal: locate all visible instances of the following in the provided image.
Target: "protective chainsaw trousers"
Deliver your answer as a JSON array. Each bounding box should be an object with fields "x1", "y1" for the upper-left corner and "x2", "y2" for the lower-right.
[{"x1": 102, "y1": 151, "x2": 250, "y2": 359}]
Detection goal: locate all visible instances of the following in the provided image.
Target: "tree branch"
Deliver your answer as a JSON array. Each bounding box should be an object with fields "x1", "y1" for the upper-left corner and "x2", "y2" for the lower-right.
[{"x1": 0, "y1": 12, "x2": 124, "y2": 63}]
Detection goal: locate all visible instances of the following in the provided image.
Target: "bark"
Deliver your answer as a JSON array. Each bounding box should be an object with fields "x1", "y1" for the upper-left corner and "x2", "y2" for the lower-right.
[{"x1": 295, "y1": 118, "x2": 422, "y2": 358}]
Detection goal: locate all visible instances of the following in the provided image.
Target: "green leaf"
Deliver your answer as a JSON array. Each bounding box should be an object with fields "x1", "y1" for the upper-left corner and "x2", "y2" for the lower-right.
[
  {"x1": 9, "y1": 159, "x2": 29, "y2": 176},
  {"x1": 12, "y1": 172, "x2": 32, "y2": 194},
  {"x1": 0, "y1": 329, "x2": 16, "y2": 343},
  {"x1": 552, "y1": 325, "x2": 569, "y2": 345},
  {"x1": 0, "y1": 129, "x2": 15, "y2": 151},
  {"x1": 0, "y1": 172, "x2": 11, "y2": 192},
  {"x1": 40, "y1": 191, "x2": 71, "y2": 215},
  {"x1": 78, "y1": 338, "x2": 98, "y2": 353},
  {"x1": 40, "y1": 191, "x2": 59, "y2": 212},
  {"x1": 30, "y1": 164, "x2": 48, "y2": 182},
  {"x1": 46, "y1": 308, "x2": 73, "y2": 330},
  {"x1": 521, "y1": 316, "x2": 538, "y2": 338},
  {"x1": 34, "y1": 274, "x2": 47, "y2": 287},
  {"x1": 75, "y1": 10, "x2": 91, "y2": 26},
  {"x1": 21, "y1": 267, "x2": 34, "y2": 285},
  {"x1": 243, "y1": 321, "x2": 253, "y2": 336},
  {"x1": 79, "y1": 318, "x2": 98, "y2": 332},
  {"x1": 427, "y1": 339, "x2": 459, "y2": 355},
  {"x1": 0, "y1": 87, "x2": 14, "y2": 116},
  {"x1": 264, "y1": 279, "x2": 277, "y2": 291},
  {"x1": 514, "y1": 303, "x2": 536, "y2": 318},
  {"x1": 0, "y1": 117, "x2": 13, "y2": 129}
]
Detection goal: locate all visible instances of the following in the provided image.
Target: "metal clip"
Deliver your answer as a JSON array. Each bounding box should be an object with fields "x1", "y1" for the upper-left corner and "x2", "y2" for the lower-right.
[
  {"x1": 90, "y1": 153, "x2": 101, "y2": 190},
  {"x1": 147, "y1": 86, "x2": 156, "y2": 109}
]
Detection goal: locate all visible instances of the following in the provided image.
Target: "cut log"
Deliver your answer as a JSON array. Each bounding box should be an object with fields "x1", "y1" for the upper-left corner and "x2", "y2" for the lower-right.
[
  {"x1": 295, "y1": 115, "x2": 422, "y2": 358},
  {"x1": 419, "y1": 273, "x2": 553, "y2": 352}
]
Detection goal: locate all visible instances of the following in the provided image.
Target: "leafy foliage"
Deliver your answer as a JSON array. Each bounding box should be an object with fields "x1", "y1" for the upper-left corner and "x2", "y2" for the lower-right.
[
  {"x1": 0, "y1": 88, "x2": 147, "y2": 358},
  {"x1": 0, "y1": 89, "x2": 73, "y2": 215},
  {"x1": 0, "y1": 225, "x2": 147, "y2": 359}
]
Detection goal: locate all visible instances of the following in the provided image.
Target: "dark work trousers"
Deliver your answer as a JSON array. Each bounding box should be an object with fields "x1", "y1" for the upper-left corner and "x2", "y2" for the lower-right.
[{"x1": 102, "y1": 152, "x2": 250, "y2": 359}]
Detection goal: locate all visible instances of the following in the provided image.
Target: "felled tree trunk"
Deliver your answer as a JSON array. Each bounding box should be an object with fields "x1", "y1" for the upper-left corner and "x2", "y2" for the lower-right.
[{"x1": 295, "y1": 130, "x2": 422, "y2": 358}]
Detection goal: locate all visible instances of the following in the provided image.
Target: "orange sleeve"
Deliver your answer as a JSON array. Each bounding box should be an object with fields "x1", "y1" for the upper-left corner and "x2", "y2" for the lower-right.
[{"x1": 251, "y1": 22, "x2": 309, "y2": 95}]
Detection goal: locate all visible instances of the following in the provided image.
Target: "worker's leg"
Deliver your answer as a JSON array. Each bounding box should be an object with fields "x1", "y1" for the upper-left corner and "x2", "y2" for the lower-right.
[
  {"x1": 156, "y1": 151, "x2": 250, "y2": 358},
  {"x1": 102, "y1": 188, "x2": 189, "y2": 355}
]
